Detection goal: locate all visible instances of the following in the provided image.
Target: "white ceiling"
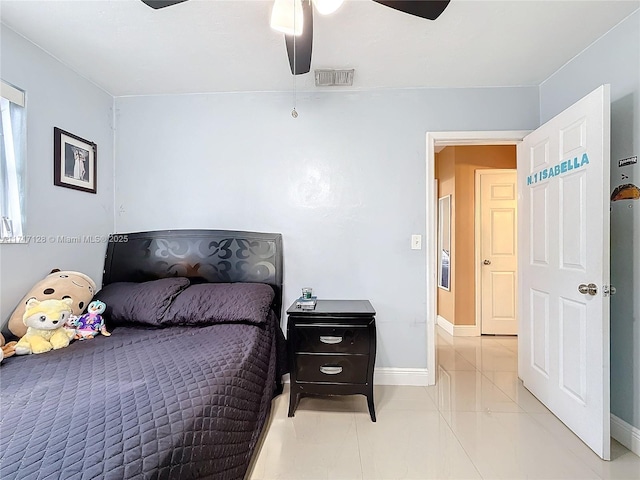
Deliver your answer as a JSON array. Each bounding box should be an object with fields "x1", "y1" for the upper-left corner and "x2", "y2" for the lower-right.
[{"x1": 1, "y1": 0, "x2": 638, "y2": 96}]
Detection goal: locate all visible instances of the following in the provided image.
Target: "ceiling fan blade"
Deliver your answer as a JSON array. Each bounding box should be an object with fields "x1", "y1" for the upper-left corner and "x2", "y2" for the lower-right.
[
  {"x1": 285, "y1": 0, "x2": 313, "y2": 75},
  {"x1": 372, "y1": 0, "x2": 450, "y2": 20},
  {"x1": 141, "y1": 0, "x2": 188, "y2": 9}
]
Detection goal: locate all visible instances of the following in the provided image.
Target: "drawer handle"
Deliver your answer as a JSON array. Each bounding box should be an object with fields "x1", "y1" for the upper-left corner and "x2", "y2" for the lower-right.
[
  {"x1": 320, "y1": 335, "x2": 343, "y2": 344},
  {"x1": 319, "y1": 365, "x2": 343, "y2": 375}
]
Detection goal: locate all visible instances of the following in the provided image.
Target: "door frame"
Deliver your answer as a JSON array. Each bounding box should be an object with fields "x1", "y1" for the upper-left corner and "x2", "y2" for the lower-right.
[
  {"x1": 425, "y1": 130, "x2": 530, "y2": 385},
  {"x1": 475, "y1": 168, "x2": 518, "y2": 335}
]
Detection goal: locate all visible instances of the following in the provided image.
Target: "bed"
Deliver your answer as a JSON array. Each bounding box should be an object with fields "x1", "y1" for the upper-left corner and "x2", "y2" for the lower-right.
[{"x1": 0, "y1": 229, "x2": 287, "y2": 480}]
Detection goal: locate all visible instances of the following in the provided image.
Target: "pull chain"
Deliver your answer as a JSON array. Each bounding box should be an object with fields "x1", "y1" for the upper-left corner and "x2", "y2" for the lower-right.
[{"x1": 291, "y1": 0, "x2": 298, "y2": 118}]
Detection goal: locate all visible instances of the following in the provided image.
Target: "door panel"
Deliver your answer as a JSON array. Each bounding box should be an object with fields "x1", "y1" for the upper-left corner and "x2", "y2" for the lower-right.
[
  {"x1": 531, "y1": 139, "x2": 550, "y2": 169},
  {"x1": 560, "y1": 118, "x2": 587, "y2": 155},
  {"x1": 531, "y1": 185, "x2": 549, "y2": 265},
  {"x1": 491, "y1": 209, "x2": 516, "y2": 255},
  {"x1": 491, "y1": 271, "x2": 516, "y2": 317},
  {"x1": 559, "y1": 297, "x2": 587, "y2": 403},
  {"x1": 518, "y1": 84, "x2": 610, "y2": 460},
  {"x1": 560, "y1": 173, "x2": 587, "y2": 270},
  {"x1": 531, "y1": 289, "x2": 550, "y2": 377}
]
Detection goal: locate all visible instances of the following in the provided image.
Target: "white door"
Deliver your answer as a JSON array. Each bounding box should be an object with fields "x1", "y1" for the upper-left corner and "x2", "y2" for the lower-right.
[
  {"x1": 478, "y1": 170, "x2": 518, "y2": 335},
  {"x1": 517, "y1": 85, "x2": 611, "y2": 460}
]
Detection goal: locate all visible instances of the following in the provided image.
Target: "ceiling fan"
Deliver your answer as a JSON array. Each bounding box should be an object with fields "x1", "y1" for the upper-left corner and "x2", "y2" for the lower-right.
[{"x1": 141, "y1": 0, "x2": 451, "y2": 75}]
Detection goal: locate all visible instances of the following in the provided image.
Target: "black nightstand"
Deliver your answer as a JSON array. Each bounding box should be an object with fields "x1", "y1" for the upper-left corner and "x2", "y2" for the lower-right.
[{"x1": 287, "y1": 299, "x2": 377, "y2": 421}]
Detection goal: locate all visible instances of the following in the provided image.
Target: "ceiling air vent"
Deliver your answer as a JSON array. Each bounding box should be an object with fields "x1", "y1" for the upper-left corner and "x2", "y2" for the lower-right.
[{"x1": 314, "y1": 69, "x2": 354, "y2": 87}]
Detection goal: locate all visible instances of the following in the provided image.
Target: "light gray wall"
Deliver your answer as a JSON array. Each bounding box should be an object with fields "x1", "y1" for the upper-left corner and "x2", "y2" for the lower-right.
[
  {"x1": 114, "y1": 87, "x2": 539, "y2": 368},
  {"x1": 540, "y1": 10, "x2": 640, "y2": 430},
  {"x1": 0, "y1": 27, "x2": 115, "y2": 327}
]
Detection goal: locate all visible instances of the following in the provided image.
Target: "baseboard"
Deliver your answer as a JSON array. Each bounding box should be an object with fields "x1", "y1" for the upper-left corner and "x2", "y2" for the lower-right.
[
  {"x1": 437, "y1": 315, "x2": 454, "y2": 335},
  {"x1": 374, "y1": 367, "x2": 429, "y2": 386},
  {"x1": 437, "y1": 315, "x2": 480, "y2": 337},
  {"x1": 611, "y1": 414, "x2": 640, "y2": 457},
  {"x1": 453, "y1": 325, "x2": 481, "y2": 336}
]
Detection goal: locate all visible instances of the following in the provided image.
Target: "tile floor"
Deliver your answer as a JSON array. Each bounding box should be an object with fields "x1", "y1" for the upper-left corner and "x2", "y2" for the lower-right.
[{"x1": 249, "y1": 327, "x2": 640, "y2": 479}]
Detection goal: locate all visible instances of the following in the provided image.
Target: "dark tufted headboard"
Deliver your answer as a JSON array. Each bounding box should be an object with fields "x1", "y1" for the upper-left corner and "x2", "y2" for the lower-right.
[{"x1": 102, "y1": 230, "x2": 284, "y2": 320}]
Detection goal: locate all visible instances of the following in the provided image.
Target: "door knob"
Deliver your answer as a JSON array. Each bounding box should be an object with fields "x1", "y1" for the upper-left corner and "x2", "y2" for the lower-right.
[
  {"x1": 483, "y1": 259, "x2": 491, "y2": 265},
  {"x1": 578, "y1": 283, "x2": 598, "y2": 296}
]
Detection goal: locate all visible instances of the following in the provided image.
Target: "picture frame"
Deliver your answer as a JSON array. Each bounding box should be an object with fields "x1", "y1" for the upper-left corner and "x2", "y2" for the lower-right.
[
  {"x1": 438, "y1": 194, "x2": 451, "y2": 290},
  {"x1": 53, "y1": 127, "x2": 97, "y2": 194}
]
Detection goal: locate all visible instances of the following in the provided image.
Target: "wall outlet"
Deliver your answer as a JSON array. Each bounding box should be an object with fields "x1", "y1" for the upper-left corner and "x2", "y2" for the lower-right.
[{"x1": 411, "y1": 234, "x2": 422, "y2": 250}]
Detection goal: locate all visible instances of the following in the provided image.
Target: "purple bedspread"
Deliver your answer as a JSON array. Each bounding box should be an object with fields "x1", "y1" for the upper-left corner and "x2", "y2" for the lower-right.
[{"x1": 0, "y1": 313, "x2": 286, "y2": 479}]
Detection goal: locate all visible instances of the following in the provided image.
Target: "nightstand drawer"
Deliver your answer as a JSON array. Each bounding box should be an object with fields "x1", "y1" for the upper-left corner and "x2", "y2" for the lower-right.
[
  {"x1": 294, "y1": 325, "x2": 370, "y2": 354},
  {"x1": 296, "y1": 354, "x2": 369, "y2": 384}
]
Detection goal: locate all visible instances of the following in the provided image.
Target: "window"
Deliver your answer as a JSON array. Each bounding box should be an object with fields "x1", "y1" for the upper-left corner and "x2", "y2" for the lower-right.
[{"x1": 0, "y1": 80, "x2": 26, "y2": 240}]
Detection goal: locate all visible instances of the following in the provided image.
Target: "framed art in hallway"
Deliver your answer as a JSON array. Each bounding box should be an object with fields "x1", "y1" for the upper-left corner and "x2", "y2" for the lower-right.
[
  {"x1": 438, "y1": 194, "x2": 451, "y2": 290},
  {"x1": 53, "y1": 127, "x2": 97, "y2": 194}
]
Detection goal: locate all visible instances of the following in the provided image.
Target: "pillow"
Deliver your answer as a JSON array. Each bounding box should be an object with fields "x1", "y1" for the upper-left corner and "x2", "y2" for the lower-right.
[
  {"x1": 94, "y1": 277, "x2": 190, "y2": 326},
  {"x1": 163, "y1": 283, "x2": 275, "y2": 326}
]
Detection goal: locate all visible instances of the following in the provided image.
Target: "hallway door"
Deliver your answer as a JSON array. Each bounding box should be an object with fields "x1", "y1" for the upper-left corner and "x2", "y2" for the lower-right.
[{"x1": 478, "y1": 169, "x2": 518, "y2": 335}]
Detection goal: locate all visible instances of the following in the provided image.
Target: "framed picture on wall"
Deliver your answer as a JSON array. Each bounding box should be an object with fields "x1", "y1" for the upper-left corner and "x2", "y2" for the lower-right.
[
  {"x1": 438, "y1": 195, "x2": 451, "y2": 290},
  {"x1": 53, "y1": 127, "x2": 97, "y2": 194}
]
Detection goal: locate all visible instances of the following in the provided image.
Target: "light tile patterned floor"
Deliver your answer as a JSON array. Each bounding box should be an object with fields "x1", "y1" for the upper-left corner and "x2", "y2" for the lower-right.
[{"x1": 249, "y1": 327, "x2": 640, "y2": 479}]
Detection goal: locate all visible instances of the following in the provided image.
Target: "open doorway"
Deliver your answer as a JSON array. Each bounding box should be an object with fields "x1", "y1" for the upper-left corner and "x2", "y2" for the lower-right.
[
  {"x1": 425, "y1": 131, "x2": 529, "y2": 386},
  {"x1": 434, "y1": 145, "x2": 518, "y2": 336}
]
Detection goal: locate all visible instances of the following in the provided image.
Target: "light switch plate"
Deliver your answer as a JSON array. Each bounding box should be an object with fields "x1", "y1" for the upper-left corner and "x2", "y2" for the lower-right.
[{"x1": 411, "y1": 234, "x2": 422, "y2": 250}]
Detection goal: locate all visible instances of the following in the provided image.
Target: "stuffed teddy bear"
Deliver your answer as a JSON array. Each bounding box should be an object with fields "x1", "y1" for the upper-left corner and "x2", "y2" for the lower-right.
[
  {"x1": 3, "y1": 269, "x2": 96, "y2": 341},
  {"x1": 15, "y1": 298, "x2": 75, "y2": 355},
  {"x1": 68, "y1": 300, "x2": 111, "y2": 340}
]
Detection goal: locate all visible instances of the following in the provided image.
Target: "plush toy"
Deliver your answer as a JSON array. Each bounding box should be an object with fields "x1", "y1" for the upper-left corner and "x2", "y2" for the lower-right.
[
  {"x1": 4, "y1": 270, "x2": 96, "y2": 341},
  {"x1": 69, "y1": 300, "x2": 111, "y2": 340},
  {"x1": 15, "y1": 298, "x2": 75, "y2": 355}
]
